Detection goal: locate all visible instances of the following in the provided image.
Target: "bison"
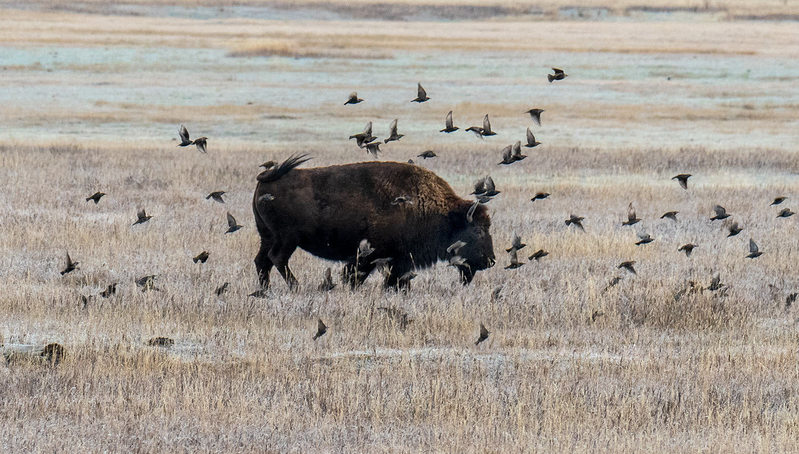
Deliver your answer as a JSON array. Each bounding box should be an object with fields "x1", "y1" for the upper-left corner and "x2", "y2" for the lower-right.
[{"x1": 252, "y1": 155, "x2": 496, "y2": 290}]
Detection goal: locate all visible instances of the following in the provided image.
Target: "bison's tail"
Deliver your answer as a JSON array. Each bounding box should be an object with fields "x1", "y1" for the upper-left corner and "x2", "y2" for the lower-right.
[{"x1": 257, "y1": 153, "x2": 311, "y2": 183}]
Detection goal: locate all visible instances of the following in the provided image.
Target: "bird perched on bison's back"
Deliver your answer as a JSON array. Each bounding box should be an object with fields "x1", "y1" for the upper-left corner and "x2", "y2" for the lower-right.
[
  {"x1": 260, "y1": 160, "x2": 276, "y2": 170},
  {"x1": 225, "y1": 212, "x2": 242, "y2": 234},
  {"x1": 344, "y1": 91, "x2": 363, "y2": 105},
  {"x1": 411, "y1": 83, "x2": 429, "y2": 102},
  {"x1": 86, "y1": 192, "x2": 105, "y2": 204},
  {"x1": 525, "y1": 108, "x2": 544, "y2": 126},
  {"x1": 206, "y1": 191, "x2": 225, "y2": 203},
  {"x1": 440, "y1": 111, "x2": 458, "y2": 133}
]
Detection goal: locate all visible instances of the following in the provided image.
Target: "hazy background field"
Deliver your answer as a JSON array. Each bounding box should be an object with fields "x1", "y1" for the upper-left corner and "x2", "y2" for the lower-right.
[{"x1": 1, "y1": 1, "x2": 799, "y2": 452}]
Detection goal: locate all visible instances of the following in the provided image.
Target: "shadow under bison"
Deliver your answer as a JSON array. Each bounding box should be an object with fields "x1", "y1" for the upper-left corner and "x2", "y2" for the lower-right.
[{"x1": 253, "y1": 155, "x2": 495, "y2": 290}]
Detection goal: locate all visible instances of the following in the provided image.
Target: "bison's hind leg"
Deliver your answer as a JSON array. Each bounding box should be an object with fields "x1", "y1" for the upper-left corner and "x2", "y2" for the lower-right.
[
  {"x1": 268, "y1": 241, "x2": 299, "y2": 291},
  {"x1": 254, "y1": 240, "x2": 274, "y2": 289}
]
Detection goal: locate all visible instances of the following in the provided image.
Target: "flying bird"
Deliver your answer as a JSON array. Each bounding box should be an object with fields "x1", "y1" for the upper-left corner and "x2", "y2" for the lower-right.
[
  {"x1": 60, "y1": 252, "x2": 79, "y2": 275},
  {"x1": 710, "y1": 205, "x2": 730, "y2": 221},
  {"x1": 548, "y1": 67, "x2": 567, "y2": 82},
  {"x1": 678, "y1": 243, "x2": 697, "y2": 257},
  {"x1": 660, "y1": 211, "x2": 678, "y2": 221},
  {"x1": 506, "y1": 232, "x2": 526, "y2": 252},
  {"x1": 746, "y1": 239, "x2": 763, "y2": 259},
  {"x1": 349, "y1": 121, "x2": 376, "y2": 148},
  {"x1": 99, "y1": 283, "x2": 116, "y2": 298},
  {"x1": 206, "y1": 191, "x2": 226, "y2": 203},
  {"x1": 318, "y1": 268, "x2": 336, "y2": 291},
  {"x1": 525, "y1": 108, "x2": 544, "y2": 126},
  {"x1": 672, "y1": 174, "x2": 691, "y2": 190},
  {"x1": 178, "y1": 125, "x2": 208, "y2": 153},
  {"x1": 524, "y1": 127, "x2": 541, "y2": 148},
  {"x1": 417, "y1": 150, "x2": 437, "y2": 159},
  {"x1": 727, "y1": 222, "x2": 742, "y2": 237},
  {"x1": 531, "y1": 192, "x2": 550, "y2": 202},
  {"x1": 193, "y1": 137, "x2": 208, "y2": 153},
  {"x1": 771, "y1": 196, "x2": 787, "y2": 205},
  {"x1": 498, "y1": 145, "x2": 515, "y2": 165},
  {"x1": 511, "y1": 141, "x2": 526, "y2": 162},
  {"x1": 313, "y1": 318, "x2": 327, "y2": 340},
  {"x1": 411, "y1": 83, "x2": 429, "y2": 102},
  {"x1": 529, "y1": 249, "x2": 549, "y2": 261},
  {"x1": 635, "y1": 232, "x2": 654, "y2": 245},
  {"x1": 565, "y1": 214, "x2": 585, "y2": 231},
  {"x1": 448, "y1": 255, "x2": 470, "y2": 270},
  {"x1": 132, "y1": 209, "x2": 152, "y2": 226},
  {"x1": 622, "y1": 203, "x2": 640, "y2": 226},
  {"x1": 215, "y1": 282, "x2": 229, "y2": 296},
  {"x1": 464, "y1": 125, "x2": 484, "y2": 138},
  {"x1": 225, "y1": 212, "x2": 242, "y2": 234},
  {"x1": 193, "y1": 251, "x2": 209, "y2": 263},
  {"x1": 384, "y1": 118, "x2": 403, "y2": 143},
  {"x1": 777, "y1": 208, "x2": 794, "y2": 218},
  {"x1": 505, "y1": 249, "x2": 524, "y2": 269},
  {"x1": 440, "y1": 111, "x2": 458, "y2": 133},
  {"x1": 344, "y1": 91, "x2": 363, "y2": 105},
  {"x1": 85, "y1": 192, "x2": 105, "y2": 204},
  {"x1": 475, "y1": 322, "x2": 490, "y2": 345},
  {"x1": 618, "y1": 261, "x2": 636, "y2": 275},
  {"x1": 480, "y1": 114, "x2": 496, "y2": 136},
  {"x1": 364, "y1": 141, "x2": 381, "y2": 158},
  {"x1": 472, "y1": 176, "x2": 500, "y2": 197}
]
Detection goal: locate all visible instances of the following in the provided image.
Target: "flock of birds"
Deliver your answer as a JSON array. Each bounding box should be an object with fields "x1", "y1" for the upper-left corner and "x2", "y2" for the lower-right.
[{"x1": 59, "y1": 66, "x2": 790, "y2": 346}]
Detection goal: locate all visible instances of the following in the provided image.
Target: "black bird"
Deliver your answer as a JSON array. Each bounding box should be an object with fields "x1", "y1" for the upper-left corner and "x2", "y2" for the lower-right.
[
  {"x1": 318, "y1": 268, "x2": 336, "y2": 291},
  {"x1": 786, "y1": 293, "x2": 797, "y2": 309},
  {"x1": 440, "y1": 111, "x2": 458, "y2": 133},
  {"x1": 565, "y1": 214, "x2": 585, "y2": 231},
  {"x1": 472, "y1": 176, "x2": 500, "y2": 198},
  {"x1": 193, "y1": 137, "x2": 208, "y2": 153},
  {"x1": 178, "y1": 125, "x2": 207, "y2": 153},
  {"x1": 778, "y1": 208, "x2": 794, "y2": 218},
  {"x1": 529, "y1": 249, "x2": 549, "y2": 261},
  {"x1": 480, "y1": 114, "x2": 496, "y2": 136},
  {"x1": 661, "y1": 211, "x2": 678, "y2": 221},
  {"x1": 363, "y1": 141, "x2": 381, "y2": 158},
  {"x1": 678, "y1": 243, "x2": 697, "y2": 257},
  {"x1": 260, "y1": 160, "x2": 276, "y2": 170},
  {"x1": 132, "y1": 209, "x2": 152, "y2": 226},
  {"x1": 464, "y1": 125, "x2": 484, "y2": 138},
  {"x1": 411, "y1": 83, "x2": 429, "y2": 102},
  {"x1": 505, "y1": 250, "x2": 524, "y2": 270},
  {"x1": 384, "y1": 118, "x2": 403, "y2": 143},
  {"x1": 136, "y1": 275, "x2": 157, "y2": 291},
  {"x1": 344, "y1": 91, "x2": 363, "y2": 105},
  {"x1": 672, "y1": 174, "x2": 691, "y2": 190},
  {"x1": 511, "y1": 141, "x2": 526, "y2": 162},
  {"x1": 418, "y1": 150, "x2": 437, "y2": 159},
  {"x1": 622, "y1": 203, "x2": 640, "y2": 226},
  {"x1": 313, "y1": 318, "x2": 327, "y2": 340},
  {"x1": 635, "y1": 232, "x2": 654, "y2": 245},
  {"x1": 618, "y1": 261, "x2": 636, "y2": 275},
  {"x1": 498, "y1": 145, "x2": 515, "y2": 165},
  {"x1": 86, "y1": 192, "x2": 105, "y2": 204},
  {"x1": 475, "y1": 322, "x2": 489, "y2": 345},
  {"x1": 349, "y1": 121, "x2": 376, "y2": 148},
  {"x1": 531, "y1": 192, "x2": 550, "y2": 202},
  {"x1": 525, "y1": 108, "x2": 544, "y2": 126},
  {"x1": 193, "y1": 251, "x2": 209, "y2": 263},
  {"x1": 99, "y1": 283, "x2": 116, "y2": 298},
  {"x1": 727, "y1": 222, "x2": 742, "y2": 237},
  {"x1": 547, "y1": 67, "x2": 567, "y2": 82},
  {"x1": 771, "y1": 196, "x2": 787, "y2": 206},
  {"x1": 710, "y1": 205, "x2": 730, "y2": 221},
  {"x1": 215, "y1": 282, "x2": 229, "y2": 296},
  {"x1": 506, "y1": 232, "x2": 526, "y2": 252},
  {"x1": 746, "y1": 239, "x2": 763, "y2": 259},
  {"x1": 524, "y1": 127, "x2": 541, "y2": 148},
  {"x1": 206, "y1": 191, "x2": 225, "y2": 203},
  {"x1": 225, "y1": 212, "x2": 242, "y2": 234},
  {"x1": 60, "y1": 252, "x2": 79, "y2": 275}
]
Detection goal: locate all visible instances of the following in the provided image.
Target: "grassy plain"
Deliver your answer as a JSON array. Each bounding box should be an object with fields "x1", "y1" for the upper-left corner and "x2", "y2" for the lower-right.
[{"x1": 1, "y1": 2, "x2": 799, "y2": 452}]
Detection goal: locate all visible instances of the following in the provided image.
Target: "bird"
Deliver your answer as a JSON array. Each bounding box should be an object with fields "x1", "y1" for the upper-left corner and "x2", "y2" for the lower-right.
[
  {"x1": 529, "y1": 249, "x2": 549, "y2": 261},
  {"x1": 464, "y1": 125, "x2": 484, "y2": 138},
  {"x1": 506, "y1": 232, "x2": 526, "y2": 252},
  {"x1": 398, "y1": 271, "x2": 417, "y2": 288},
  {"x1": 178, "y1": 124, "x2": 193, "y2": 147},
  {"x1": 85, "y1": 192, "x2": 105, "y2": 204},
  {"x1": 257, "y1": 193, "x2": 275, "y2": 203},
  {"x1": 746, "y1": 239, "x2": 763, "y2": 258},
  {"x1": 357, "y1": 239, "x2": 375, "y2": 259},
  {"x1": 60, "y1": 252, "x2": 79, "y2": 275},
  {"x1": 710, "y1": 205, "x2": 730, "y2": 221},
  {"x1": 635, "y1": 232, "x2": 654, "y2": 245},
  {"x1": 622, "y1": 203, "x2": 641, "y2": 226},
  {"x1": 99, "y1": 283, "x2": 116, "y2": 298},
  {"x1": 371, "y1": 257, "x2": 393, "y2": 270},
  {"x1": 260, "y1": 160, "x2": 276, "y2": 170},
  {"x1": 660, "y1": 211, "x2": 678, "y2": 221},
  {"x1": 480, "y1": 114, "x2": 496, "y2": 136},
  {"x1": 206, "y1": 191, "x2": 225, "y2": 203},
  {"x1": 472, "y1": 176, "x2": 500, "y2": 197},
  {"x1": 491, "y1": 286, "x2": 503, "y2": 302},
  {"x1": 605, "y1": 276, "x2": 623, "y2": 290},
  {"x1": 135, "y1": 275, "x2": 157, "y2": 290},
  {"x1": 411, "y1": 83, "x2": 429, "y2": 102},
  {"x1": 344, "y1": 91, "x2": 363, "y2": 105},
  {"x1": 132, "y1": 209, "x2": 152, "y2": 226},
  {"x1": 418, "y1": 150, "x2": 437, "y2": 159},
  {"x1": 672, "y1": 174, "x2": 691, "y2": 190},
  {"x1": 547, "y1": 67, "x2": 567, "y2": 82},
  {"x1": 498, "y1": 145, "x2": 515, "y2": 165},
  {"x1": 384, "y1": 118, "x2": 403, "y2": 143},
  {"x1": 440, "y1": 111, "x2": 458, "y2": 133},
  {"x1": 193, "y1": 137, "x2": 208, "y2": 153},
  {"x1": 313, "y1": 318, "x2": 327, "y2": 340},
  {"x1": 448, "y1": 255, "x2": 470, "y2": 270},
  {"x1": 318, "y1": 268, "x2": 336, "y2": 291},
  {"x1": 524, "y1": 127, "x2": 541, "y2": 148},
  {"x1": 618, "y1": 261, "x2": 636, "y2": 275},
  {"x1": 225, "y1": 212, "x2": 242, "y2": 234},
  {"x1": 727, "y1": 222, "x2": 743, "y2": 237},
  {"x1": 565, "y1": 214, "x2": 585, "y2": 231},
  {"x1": 475, "y1": 323, "x2": 489, "y2": 345},
  {"x1": 777, "y1": 208, "x2": 794, "y2": 218},
  {"x1": 678, "y1": 244, "x2": 697, "y2": 257},
  {"x1": 786, "y1": 293, "x2": 797, "y2": 309},
  {"x1": 349, "y1": 121, "x2": 376, "y2": 147},
  {"x1": 531, "y1": 192, "x2": 550, "y2": 202},
  {"x1": 771, "y1": 196, "x2": 787, "y2": 206},
  {"x1": 215, "y1": 282, "x2": 229, "y2": 296},
  {"x1": 511, "y1": 141, "x2": 526, "y2": 162},
  {"x1": 707, "y1": 274, "x2": 724, "y2": 291},
  {"x1": 525, "y1": 108, "x2": 544, "y2": 126},
  {"x1": 363, "y1": 141, "x2": 381, "y2": 158},
  {"x1": 193, "y1": 251, "x2": 209, "y2": 263},
  {"x1": 447, "y1": 240, "x2": 467, "y2": 255}
]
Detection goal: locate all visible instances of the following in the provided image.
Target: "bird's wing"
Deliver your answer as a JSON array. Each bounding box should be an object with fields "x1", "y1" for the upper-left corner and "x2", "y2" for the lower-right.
[
  {"x1": 714, "y1": 205, "x2": 726, "y2": 216},
  {"x1": 512, "y1": 141, "x2": 521, "y2": 156},
  {"x1": 479, "y1": 323, "x2": 488, "y2": 337},
  {"x1": 196, "y1": 139, "x2": 207, "y2": 153},
  {"x1": 317, "y1": 319, "x2": 326, "y2": 331},
  {"x1": 484, "y1": 176, "x2": 495, "y2": 192},
  {"x1": 389, "y1": 118, "x2": 398, "y2": 135},
  {"x1": 526, "y1": 127, "x2": 535, "y2": 144},
  {"x1": 749, "y1": 239, "x2": 758, "y2": 253},
  {"x1": 227, "y1": 212, "x2": 237, "y2": 228},
  {"x1": 482, "y1": 114, "x2": 491, "y2": 132},
  {"x1": 137, "y1": 209, "x2": 145, "y2": 219},
  {"x1": 348, "y1": 91, "x2": 357, "y2": 101},
  {"x1": 501, "y1": 145, "x2": 512, "y2": 162},
  {"x1": 552, "y1": 67, "x2": 564, "y2": 75},
  {"x1": 445, "y1": 111, "x2": 453, "y2": 128},
  {"x1": 363, "y1": 121, "x2": 372, "y2": 135},
  {"x1": 417, "y1": 83, "x2": 426, "y2": 99},
  {"x1": 179, "y1": 125, "x2": 190, "y2": 142}
]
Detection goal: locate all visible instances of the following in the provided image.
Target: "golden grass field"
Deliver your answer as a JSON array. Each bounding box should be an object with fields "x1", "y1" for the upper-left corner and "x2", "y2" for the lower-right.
[{"x1": 1, "y1": 2, "x2": 799, "y2": 452}]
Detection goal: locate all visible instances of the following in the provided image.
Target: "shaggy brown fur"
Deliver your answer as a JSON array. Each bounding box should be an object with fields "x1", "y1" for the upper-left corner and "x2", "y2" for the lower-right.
[{"x1": 253, "y1": 156, "x2": 495, "y2": 290}]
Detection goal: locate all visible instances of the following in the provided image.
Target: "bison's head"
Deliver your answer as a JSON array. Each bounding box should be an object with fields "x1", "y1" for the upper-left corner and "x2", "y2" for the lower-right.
[{"x1": 448, "y1": 202, "x2": 495, "y2": 284}]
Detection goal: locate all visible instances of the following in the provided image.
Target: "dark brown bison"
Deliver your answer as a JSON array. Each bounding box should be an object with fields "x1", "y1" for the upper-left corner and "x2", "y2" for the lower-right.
[{"x1": 252, "y1": 155, "x2": 495, "y2": 290}]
